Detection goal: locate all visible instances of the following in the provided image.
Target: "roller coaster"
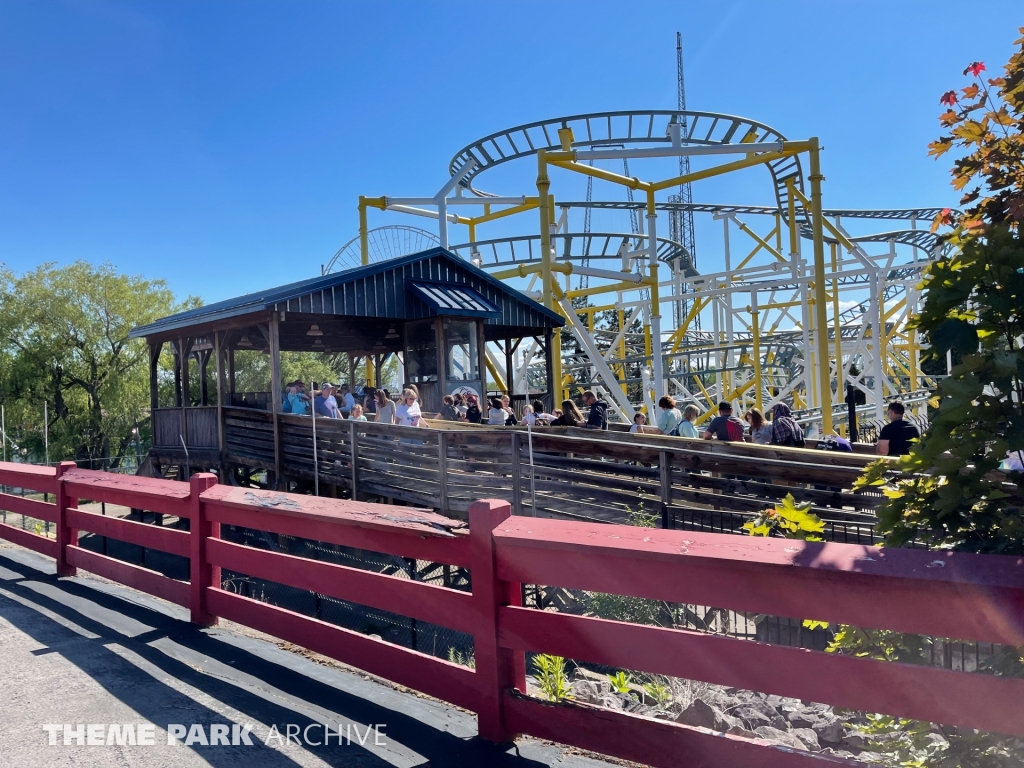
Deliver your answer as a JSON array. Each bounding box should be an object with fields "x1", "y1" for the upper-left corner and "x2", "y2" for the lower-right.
[{"x1": 329, "y1": 108, "x2": 946, "y2": 437}]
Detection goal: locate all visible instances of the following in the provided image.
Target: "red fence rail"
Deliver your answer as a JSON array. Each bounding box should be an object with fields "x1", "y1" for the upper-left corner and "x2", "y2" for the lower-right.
[{"x1": 0, "y1": 460, "x2": 1021, "y2": 767}]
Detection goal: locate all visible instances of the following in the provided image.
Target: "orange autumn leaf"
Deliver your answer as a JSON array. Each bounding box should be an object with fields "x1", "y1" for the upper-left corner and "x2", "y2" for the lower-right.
[{"x1": 939, "y1": 110, "x2": 960, "y2": 127}]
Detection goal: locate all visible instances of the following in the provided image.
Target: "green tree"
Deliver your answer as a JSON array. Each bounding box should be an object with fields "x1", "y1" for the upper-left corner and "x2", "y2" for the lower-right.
[
  {"x1": 0, "y1": 261, "x2": 195, "y2": 466},
  {"x1": 860, "y1": 32, "x2": 1024, "y2": 554},
  {"x1": 845, "y1": 33, "x2": 1024, "y2": 768}
]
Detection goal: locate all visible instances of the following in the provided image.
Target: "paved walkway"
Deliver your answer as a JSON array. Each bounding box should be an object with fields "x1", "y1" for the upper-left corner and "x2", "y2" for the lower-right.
[{"x1": 0, "y1": 545, "x2": 614, "y2": 768}]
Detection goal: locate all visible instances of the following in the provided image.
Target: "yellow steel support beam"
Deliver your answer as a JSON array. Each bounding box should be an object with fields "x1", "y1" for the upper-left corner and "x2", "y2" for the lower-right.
[
  {"x1": 548, "y1": 159, "x2": 648, "y2": 191},
  {"x1": 808, "y1": 138, "x2": 833, "y2": 434},
  {"x1": 468, "y1": 199, "x2": 540, "y2": 228},
  {"x1": 565, "y1": 279, "x2": 655, "y2": 300},
  {"x1": 648, "y1": 148, "x2": 801, "y2": 192},
  {"x1": 734, "y1": 220, "x2": 786, "y2": 265},
  {"x1": 536, "y1": 149, "x2": 562, "y2": 401},
  {"x1": 485, "y1": 356, "x2": 507, "y2": 394},
  {"x1": 830, "y1": 242, "x2": 843, "y2": 434},
  {"x1": 668, "y1": 295, "x2": 710, "y2": 354},
  {"x1": 358, "y1": 195, "x2": 387, "y2": 266}
]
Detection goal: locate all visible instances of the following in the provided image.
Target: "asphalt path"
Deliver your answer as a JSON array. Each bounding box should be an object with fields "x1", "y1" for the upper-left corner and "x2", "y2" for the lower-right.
[{"x1": 0, "y1": 545, "x2": 615, "y2": 768}]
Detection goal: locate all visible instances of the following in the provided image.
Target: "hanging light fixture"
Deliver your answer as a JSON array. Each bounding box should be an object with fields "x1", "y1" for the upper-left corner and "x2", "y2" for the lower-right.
[
  {"x1": 237, "y1": 335, "x2": 253, "y2": 348},
  {"x1": 385, "y1": 326, "x2": 399, "y2": 340},
  {"x1": 312, "y1": 337, "x2": 324, "y2": 348},
  {"x1": 307, "y1": 324, "x2": 324, "y2": 336}
]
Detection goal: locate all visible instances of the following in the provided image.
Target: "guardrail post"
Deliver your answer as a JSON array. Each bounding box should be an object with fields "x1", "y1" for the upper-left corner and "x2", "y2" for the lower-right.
[
  {"x1": 437, "y1": 431, "x2": 448, "y2": 515},
  {"x1": 469, "y1": 499, "x2": 524, "y2": 744},
  {"x1": 659, "y1": 451, "x2": 671, "y2": 529},
  {"x1": 189, "y1": 472, "x2": 219, "y2": 626},
  {"x1": 55, "y1": 461, "x2": 78, "y2": 577}
]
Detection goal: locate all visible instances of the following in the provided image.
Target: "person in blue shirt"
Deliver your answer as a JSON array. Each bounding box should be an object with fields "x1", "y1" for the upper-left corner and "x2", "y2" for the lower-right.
[
  {"x1": 338, "y1": 384, "x2": 356, "y2": 418},
  {"x1": 288, "y1": 385, "x2": 309, "y2": 416},
  {"x1": 654, "y1": 396, "x2": 683, "y2": 436},
  {"x1": 314, "y1": 383, "x2": 336, "y2": 418},
  {"x1": 678, "y1": 405, "x2": 701, "y2": 439}
]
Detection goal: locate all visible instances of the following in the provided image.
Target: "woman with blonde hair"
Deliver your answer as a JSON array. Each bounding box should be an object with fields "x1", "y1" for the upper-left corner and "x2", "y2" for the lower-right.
[
  {"x1": 396, "y1": 388, "x2": 423, "y2": 427},
  {"x1": 678, "y1": 404, "x2": 701, "y2": 439}
]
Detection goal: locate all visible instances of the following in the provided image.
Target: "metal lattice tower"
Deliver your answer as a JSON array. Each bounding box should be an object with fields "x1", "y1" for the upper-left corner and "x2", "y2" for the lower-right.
[{"x1": 670, "y1": 31, "x2": 698, "y2": 329}]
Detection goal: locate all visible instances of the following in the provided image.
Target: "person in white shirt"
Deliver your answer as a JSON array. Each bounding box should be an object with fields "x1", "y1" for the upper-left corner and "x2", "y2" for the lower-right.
[
  {"x1": 395, "y1": 389, "x2": 423, "y2": 427},
  {"x1": 629, "y1": 412, "x2": 648, "y2": 433},
  {"x1": 339, "y1": 385, "x2": 356, "y2": 418},
  {"x1": 524, "y1": 398, "x2": 556, "y2": 425},
  {"x1": 487, "y1": 397, "x2": 507, "y2": 426}
]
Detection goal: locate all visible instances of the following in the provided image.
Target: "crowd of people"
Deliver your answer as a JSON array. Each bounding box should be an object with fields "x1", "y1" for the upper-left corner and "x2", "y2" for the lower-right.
[
  {"x1": 627, "y1": 394, "x2": 921, "y2": 456},
  {"x1": 276, "y1": 378, "x2": 921, "y2": 457}
]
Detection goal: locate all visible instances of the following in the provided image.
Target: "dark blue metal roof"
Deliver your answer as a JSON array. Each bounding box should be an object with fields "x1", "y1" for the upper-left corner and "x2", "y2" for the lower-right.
[{"x1": 130, "y1": 247, "x2": 564, "y2": 339}]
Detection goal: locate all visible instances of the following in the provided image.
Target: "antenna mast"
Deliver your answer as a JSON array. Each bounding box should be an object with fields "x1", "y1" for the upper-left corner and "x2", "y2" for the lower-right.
[{"x1": 672, "y1": 31, "x2": 698, "y2": 328}]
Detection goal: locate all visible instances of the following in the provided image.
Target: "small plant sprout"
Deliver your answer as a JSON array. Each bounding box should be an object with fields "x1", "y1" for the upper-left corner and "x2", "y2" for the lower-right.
[
  {"x1": 446, "y1": 647, "x2": 475, "y2": 668},
  {"x1": 626, "y1": 499, "x2": 658, "y2": 528},
  {"x1": 533, "y1": 654, "x2": 572, "y2": 701},
  {"x1": 642, "y1": 678, "x2": 672, "y2": 708},
  {"x1": 607, "y1": 670, "x2": 632, "y2": 694}
]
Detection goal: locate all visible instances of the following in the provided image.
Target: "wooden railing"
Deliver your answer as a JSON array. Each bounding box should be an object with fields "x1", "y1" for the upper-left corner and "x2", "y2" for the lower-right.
[
  {"x1": 223, "y1": 409, "x2": 886, "y2": 535},
  {"x1": 152, "y1": 407, "x2": 219, "y2": 450},
  {"x1": 0, "y1": 462, "x2": 1021, "y2": 767}
]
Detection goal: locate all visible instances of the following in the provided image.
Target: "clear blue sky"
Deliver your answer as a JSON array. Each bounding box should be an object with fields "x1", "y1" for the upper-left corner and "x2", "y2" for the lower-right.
[{"x1": 0, "y1": 2, "x2": 1019, "y2": 303}]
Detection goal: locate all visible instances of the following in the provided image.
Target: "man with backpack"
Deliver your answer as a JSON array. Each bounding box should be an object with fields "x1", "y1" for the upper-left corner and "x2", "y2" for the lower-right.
[{"x1": 703, "y1": 401, "x2": 746, "y2": 442}]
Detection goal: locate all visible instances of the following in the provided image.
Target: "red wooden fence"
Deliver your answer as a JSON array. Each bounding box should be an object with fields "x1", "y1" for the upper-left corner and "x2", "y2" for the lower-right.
[{"x1": 0, "y1": 460, "x2": 1022, "y2": 768}]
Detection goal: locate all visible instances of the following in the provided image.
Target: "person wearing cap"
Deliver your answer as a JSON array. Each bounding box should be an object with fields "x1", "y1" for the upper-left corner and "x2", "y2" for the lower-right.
[
  {"x1": 324, "y1": 382, "x2": 341, "y2": 418},
  {"x1": 314, "y1": 383, "x2": 339, "y2": 418},
  {"x1": 703, "y1": 401, "x2": 746, "y2": 441}
]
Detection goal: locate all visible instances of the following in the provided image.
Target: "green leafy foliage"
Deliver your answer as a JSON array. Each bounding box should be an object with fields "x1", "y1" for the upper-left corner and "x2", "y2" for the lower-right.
[
  {"x1": 626, "y1": 499, "x2": 658, "y2": 528},
  {"x1": 641, "y1": 678, "x2": 672, "y2": 708},
  {"x1": 0, "y1": 261, "x2": 195, "y2": 465},
  {"x1": 532, "y1": 654, "x2": 572, "y2": 701},
  {"x1": 853, "y1": 714, "x2": 1024, "y2": 768},
  {"x1": 861, "y1": 225, "x2": 1024, "y2": 554},
  {"x1": 841, "y1": 36, "x2": 1024, "y2": 767},
  {"x1": 828, "y1": 625, "x2": 935, "y2": 665},
  {"x1": 743, "y1": 493, "x2": 825, "y2": 541},
  {"x1": 864, "y1": 30, "x2": 1024, "y2": 554},
  {"x1": 607, "y1": 671, "x2": 631, "y2": 694},
  {"x1": 446, "y1": 647, "x2": 475, "y2": 669}
]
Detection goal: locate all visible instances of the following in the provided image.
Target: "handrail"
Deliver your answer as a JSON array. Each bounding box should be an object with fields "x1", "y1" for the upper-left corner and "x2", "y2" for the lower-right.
[{"x1": 0, "y1": 461, "x2": 1021, "y2": 767}]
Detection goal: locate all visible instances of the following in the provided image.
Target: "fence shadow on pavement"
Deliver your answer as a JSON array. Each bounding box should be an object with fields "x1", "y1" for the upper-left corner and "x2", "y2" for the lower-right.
[{"x1": 0, "y1": 547, "x2": 609, "y2": 768}]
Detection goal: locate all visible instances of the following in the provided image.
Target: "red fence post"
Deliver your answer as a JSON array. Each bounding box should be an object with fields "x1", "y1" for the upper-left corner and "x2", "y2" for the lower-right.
[
  {"x1": 189, "y1": 473, "x2": 219, "y2": 626},
  {"x1": 469, "y1": 499, "x2": 525, "y2": 744},
  {"x1": 55, "y1": 461, "x2": 79, "y2": 577}
]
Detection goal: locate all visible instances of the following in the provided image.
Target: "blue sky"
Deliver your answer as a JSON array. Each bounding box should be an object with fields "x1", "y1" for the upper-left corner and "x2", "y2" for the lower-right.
[{"x1": 0, "y1": 2, "x2": 1019, "y2": 303}]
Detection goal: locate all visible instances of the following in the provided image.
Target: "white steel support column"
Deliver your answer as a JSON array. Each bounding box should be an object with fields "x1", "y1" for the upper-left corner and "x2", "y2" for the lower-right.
[
  {"x1": 870, "y1": 269, "x2": 886, "y2": 419},
  {"x1": 799, "y1": 265, "x2": 813, "y2": 409},
  {"x1": 721, "y1": 214, "x2": 734, "y2": 395},
  {"x1": 437, "y1": 196, "x2": 448, "y2": 248},
  {"x1": 648, "y1": 207, "x2": 665, "y2": 396},
  {"x1": 712, "y1": 293, "x2": 722, "y2": 400}
]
